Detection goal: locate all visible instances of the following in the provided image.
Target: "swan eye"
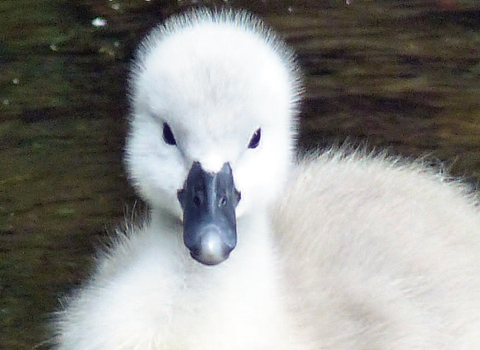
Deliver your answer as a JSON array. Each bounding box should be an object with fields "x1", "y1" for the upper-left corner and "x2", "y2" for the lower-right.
[
  {"x1": 162, "y1": 123, "x2": 176, "y2": 146},
  {"x1": 248, "y1": 128, "x2": 261, "y2": 149}
]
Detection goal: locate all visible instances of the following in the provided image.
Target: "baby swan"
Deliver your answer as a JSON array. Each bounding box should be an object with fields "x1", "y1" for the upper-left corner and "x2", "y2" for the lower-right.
[
  {"x1": 53, "y1": 8, "x2": 480, "y2": 350},
  {"x1": 54, "y1": 8, "x2": 303, "y2": 350}
]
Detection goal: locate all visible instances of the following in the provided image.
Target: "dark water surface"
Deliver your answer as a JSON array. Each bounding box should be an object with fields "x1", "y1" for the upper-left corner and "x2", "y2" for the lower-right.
[{"x1": 1, "y1": 0, "x2": 480, "y2": 348}]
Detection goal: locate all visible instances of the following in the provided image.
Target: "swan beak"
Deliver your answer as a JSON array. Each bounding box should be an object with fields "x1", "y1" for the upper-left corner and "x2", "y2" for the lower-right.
[{"x1": 177, "y1": 161, "x2": 241, "y2": 266}]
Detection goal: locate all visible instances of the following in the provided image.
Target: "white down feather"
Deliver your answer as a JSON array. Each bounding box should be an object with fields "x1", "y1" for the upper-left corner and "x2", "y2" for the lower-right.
[{"x1": 53, "y1": 8, "x2": 480, "y2": 350}]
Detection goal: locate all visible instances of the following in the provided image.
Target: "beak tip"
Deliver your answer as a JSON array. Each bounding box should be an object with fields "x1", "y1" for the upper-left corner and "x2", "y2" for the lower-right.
[{"x1": 190, "y1": 230, "x2": 234, "y2": 266}]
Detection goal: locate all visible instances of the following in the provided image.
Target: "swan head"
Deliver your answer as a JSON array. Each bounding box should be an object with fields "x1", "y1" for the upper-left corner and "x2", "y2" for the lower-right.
[{"x1": 126, "y1": 9, "x2": 302, "y2": 265}]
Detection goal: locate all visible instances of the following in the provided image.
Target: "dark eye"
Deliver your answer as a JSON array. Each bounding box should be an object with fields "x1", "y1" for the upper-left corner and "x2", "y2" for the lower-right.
[
  {"x1": 163, "y1": 123, "x2": 176, "y2": 146},
  {"x1": 248, "y1": 128, "x2": 261, "y2": 149}
]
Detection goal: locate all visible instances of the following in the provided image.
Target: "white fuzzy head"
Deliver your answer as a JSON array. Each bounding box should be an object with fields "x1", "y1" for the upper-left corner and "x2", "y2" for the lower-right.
[{"x1": 126, "y1": 9, "x2": 302, "y2": 221}]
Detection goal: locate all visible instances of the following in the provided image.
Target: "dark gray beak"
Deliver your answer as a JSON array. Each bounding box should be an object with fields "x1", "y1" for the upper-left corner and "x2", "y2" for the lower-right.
[{"x1": 177, "y1": 161, "x2": 241, "y2": 266}]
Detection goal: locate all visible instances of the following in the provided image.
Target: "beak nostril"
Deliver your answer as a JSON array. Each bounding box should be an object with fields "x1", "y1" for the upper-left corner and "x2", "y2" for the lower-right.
[
  {"x1": 219, "y1": 195, "x2": 227, "y2": 207},
  {"x1": 193, "y1": 194, "x2": 202, "y2": 207}
]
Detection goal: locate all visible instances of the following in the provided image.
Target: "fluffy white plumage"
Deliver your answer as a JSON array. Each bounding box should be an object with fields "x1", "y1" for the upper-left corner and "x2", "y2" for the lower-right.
[
  {"x1": 53, "y1": 8, "x2": 480, "y2": 350},
  {"x1": 277, "y1": 150, "x2": 480, "y2": 349}
]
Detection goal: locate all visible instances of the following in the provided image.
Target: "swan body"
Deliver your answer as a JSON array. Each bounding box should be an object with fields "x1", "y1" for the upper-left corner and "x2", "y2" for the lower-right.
[
  {"x1": 277, "y1": 151, "x2": 480, "y2": 349},
  {"x1": 53, "y1": 8, "x2": 480, "y2": 350}
]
